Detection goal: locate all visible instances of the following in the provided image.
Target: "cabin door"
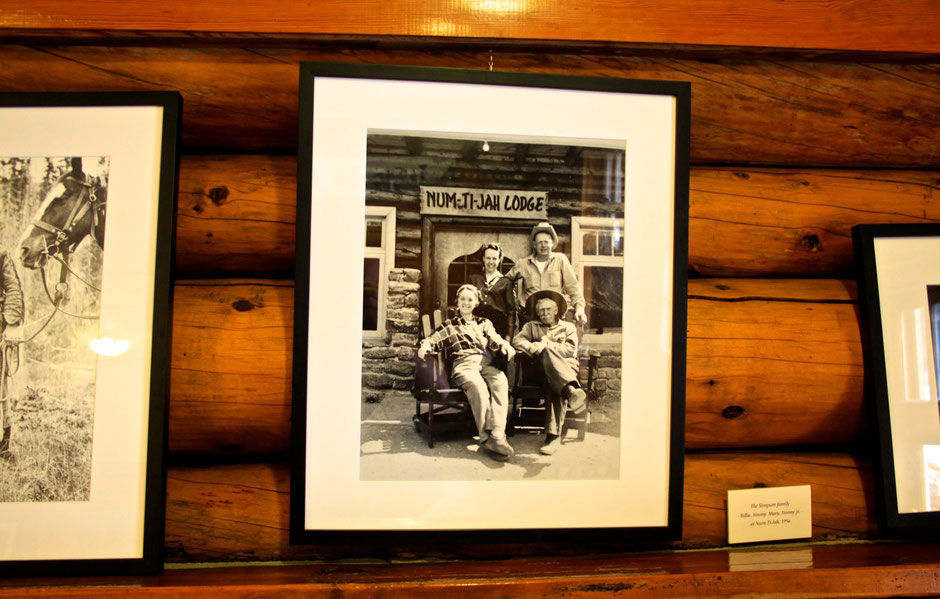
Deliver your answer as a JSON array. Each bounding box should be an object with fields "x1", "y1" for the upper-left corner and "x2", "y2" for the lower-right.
[{"x1": 422, "y1": 219, "x2": 532, "y2": 316}]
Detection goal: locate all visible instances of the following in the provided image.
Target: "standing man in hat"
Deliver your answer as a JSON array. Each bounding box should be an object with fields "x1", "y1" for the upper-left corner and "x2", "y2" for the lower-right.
[
  {"x1": 507, "y1": 222, "x2": 587, "y2": 327},
  {"x1": 512, "y1": 289, "x2": 587, "y2": 456}
]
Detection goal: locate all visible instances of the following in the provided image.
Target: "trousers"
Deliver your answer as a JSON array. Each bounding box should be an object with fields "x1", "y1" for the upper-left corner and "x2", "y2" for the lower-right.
[
  {"x1": 450, "y1": 353, "x2": 509, "y2": 440},
  {"x1": 537, "y1": 347, "x2": 580, "y2": 436}
]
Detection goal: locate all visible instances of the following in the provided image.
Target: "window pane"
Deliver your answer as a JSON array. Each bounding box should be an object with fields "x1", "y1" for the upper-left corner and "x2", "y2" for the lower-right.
[
  {"x1": 598, "y1": 231, "x2": 613, "y2": 256},
  {"x1": 363, "y1": 257, "x2": 380, "y2": 331},
  {"x1": 613, "y1": 229, "x2": 624, "y2": 257},
  {"x1": 583, "y1": 265, "x2": 623, "y2": 334},
  {"x1": 582, "y1": 230, "x2": 598, "y2": 255},
  {"x1": 365, "y1": 220, "x2": 383, "y2": 248}
]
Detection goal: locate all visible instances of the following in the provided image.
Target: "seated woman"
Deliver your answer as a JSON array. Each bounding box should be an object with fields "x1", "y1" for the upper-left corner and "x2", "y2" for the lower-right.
[{"x1": 416, "y1": 284, "x2": 516, "y2": 460}]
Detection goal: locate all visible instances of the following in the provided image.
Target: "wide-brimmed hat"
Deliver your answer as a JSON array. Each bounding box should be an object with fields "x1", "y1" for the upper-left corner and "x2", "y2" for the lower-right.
[
  {"x1": 529, "y1": 221, "x2": 557, "y2": 245},
  {"x1": 526, "y1": 289, "x2": 567, "y2": 320}
]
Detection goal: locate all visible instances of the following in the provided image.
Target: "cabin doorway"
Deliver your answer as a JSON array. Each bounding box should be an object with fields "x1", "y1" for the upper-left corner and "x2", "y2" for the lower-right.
[{"x1": 421, "y1": 219, "x2": 533, "y2": 317}]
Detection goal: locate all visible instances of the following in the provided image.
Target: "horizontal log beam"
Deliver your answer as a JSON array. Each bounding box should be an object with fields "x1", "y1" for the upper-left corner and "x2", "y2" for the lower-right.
[
  {"x1": 169, "y1": 278, "x2": 862, "y2": 455},
  {"x1": 175, "y1": 156, "x2": 940, "y2": 278},
  {"x1": 0, "y1": 1, "x2": 936, "y2": 54},
  {"x1": 1, "y1": 46, "x2": 937, "y2": 166},
  {"x1": 171, "y1": 280, "x2": 292, "y2": 456},
  {"x1": 164, "y1": 451, "x2": 875, "y2": 562},
  {"x1": 687, "y1": 279, "x2": 863, "y2": 449},
  {"x1": 176, "y1": 156, "x2": 295, "y2": 277},
  {"x1": 689, "y1": 168, "x2": 940, "y2": 277}
]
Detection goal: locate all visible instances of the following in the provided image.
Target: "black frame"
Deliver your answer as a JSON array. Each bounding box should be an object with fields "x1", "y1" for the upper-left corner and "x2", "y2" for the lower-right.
[
  {"x1": 292, "y1": 62, "x2": 689, "y2": 544},
  {"x1": 854, "y1": 223, "x2": 940, "y2": 532},
  {"x1": 0, "y1": 92, "x2": 180, "y2": 575}
]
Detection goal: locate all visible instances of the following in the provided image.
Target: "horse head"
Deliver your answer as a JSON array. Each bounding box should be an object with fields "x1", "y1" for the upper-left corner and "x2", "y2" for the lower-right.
[{"x1": 19, "y1": 157, "x2": 107, "y2": 270}]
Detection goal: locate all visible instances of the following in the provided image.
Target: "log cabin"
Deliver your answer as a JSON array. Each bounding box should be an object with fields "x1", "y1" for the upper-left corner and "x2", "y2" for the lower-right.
[{"x1": 0, "y1": 1, "x2": 938, "y2": 595}]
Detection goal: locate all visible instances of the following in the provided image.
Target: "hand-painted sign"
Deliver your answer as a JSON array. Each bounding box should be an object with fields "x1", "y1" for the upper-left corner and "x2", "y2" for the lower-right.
[{"x1": 419, "y1": 186, "x2": 548, "y2": 220}]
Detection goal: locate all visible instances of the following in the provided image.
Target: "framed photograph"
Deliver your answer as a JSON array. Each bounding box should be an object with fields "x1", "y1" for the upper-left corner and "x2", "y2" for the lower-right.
[
  {"x1": 292, "y1": 63, "x2": 688, "y2": 543},
  {"x1": 0, "y1": 93, "x2": 180, "y2": 574},
  {"x1": 854, "y1": 223, "x2": 940, "y2": 531}
]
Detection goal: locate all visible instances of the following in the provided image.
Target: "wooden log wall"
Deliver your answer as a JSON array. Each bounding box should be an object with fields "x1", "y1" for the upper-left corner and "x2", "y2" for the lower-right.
[{"x1": 0, "y1": 1, "x2": 938, "y2": 575}]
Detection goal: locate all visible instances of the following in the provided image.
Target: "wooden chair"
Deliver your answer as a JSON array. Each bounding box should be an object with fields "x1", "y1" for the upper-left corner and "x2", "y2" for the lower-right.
[
  {"x1": 411, "y1": 310, "x2": 476, "y2": 448},
  {"x1": 507, "y1": 350, "x2": 598, "y2": 440}
]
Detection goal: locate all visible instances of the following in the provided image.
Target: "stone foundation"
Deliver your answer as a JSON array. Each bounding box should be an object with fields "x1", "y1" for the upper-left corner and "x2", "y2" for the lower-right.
[
  {"x1": 361, "y1": 268, "x2": 422, "y2": 403},
  {"x1": 582, "y1": 348, "x2": 623, "y2": 403}
]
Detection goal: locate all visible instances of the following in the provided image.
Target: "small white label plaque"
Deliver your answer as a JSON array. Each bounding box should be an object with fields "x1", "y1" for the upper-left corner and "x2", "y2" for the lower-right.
[{"x1": 727, "y1": 485, "x2": 812, "y2": 544}]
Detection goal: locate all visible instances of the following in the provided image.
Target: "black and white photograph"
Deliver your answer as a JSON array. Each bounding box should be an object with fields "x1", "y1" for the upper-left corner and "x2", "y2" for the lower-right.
[
  {"x1": 292, "y1": 63, "x2": 688, "y2": 541},
  {"x1": 854, "y1": 224, "x2": 940, "y2": 531},
  {"x1": 359, "y1": 132, "x2": 624, "y2": 481},
  {"x1": 0, "y1": 93, "x2": 178, "y2": 575},
  {"x1": 0, "y1": 155, "x2": 108, "y2": 502}
]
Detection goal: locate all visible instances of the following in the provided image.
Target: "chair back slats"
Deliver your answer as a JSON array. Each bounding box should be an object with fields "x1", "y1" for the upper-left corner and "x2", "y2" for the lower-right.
[
  {"x1": 421, "y1": 314, "x2": 432, "y2": 338},
  {"x1": 433, "y1": 309, "x2": 443, "y2": 330}
]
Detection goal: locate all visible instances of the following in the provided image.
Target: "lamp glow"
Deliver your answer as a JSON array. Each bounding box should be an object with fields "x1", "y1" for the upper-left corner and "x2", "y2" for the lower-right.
[{"x1": 90, "y1": 337, "x2": 130, "y2": 356}]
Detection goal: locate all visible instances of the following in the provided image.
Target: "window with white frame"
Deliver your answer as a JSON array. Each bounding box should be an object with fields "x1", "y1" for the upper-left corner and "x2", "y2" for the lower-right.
[
  {"x1": 572, "y1": 216, "x2": 624, "y2": 343},
  {"x1": 363, "y1": 206, "x2": 396, "y2": 340}
]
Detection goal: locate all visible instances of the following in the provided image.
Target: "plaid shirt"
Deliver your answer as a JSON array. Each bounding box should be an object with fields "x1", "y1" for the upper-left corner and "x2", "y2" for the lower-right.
[{"x1": 422, "y1": 315, "x2": 505, "y2": 362}]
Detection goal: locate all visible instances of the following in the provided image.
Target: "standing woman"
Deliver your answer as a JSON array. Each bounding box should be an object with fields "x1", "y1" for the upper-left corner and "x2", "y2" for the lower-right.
[{"x1": 468, "y1": 242, "x2": 516, "y2": 340}]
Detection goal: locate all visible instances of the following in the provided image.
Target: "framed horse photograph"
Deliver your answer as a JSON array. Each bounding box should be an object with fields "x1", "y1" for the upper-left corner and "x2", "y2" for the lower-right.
[
  {"x1": 292, "y1": 63, "x2": 689, "y2": 544},
  {"x1": 0, "y1": 92, "x2": 180, "y2": 575}
]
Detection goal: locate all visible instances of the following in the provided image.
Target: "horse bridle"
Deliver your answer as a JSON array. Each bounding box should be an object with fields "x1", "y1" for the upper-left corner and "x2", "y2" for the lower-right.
[
  {"x1": 30, "y1": 174, "x2": 106, "y2": 262},
  {"x1": 30, "y1": 173, "x2": 105, "y2": 318}
]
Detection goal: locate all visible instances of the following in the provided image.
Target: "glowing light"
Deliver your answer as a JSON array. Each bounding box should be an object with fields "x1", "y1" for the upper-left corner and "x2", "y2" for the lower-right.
[
  {"x1": 90, "y1": 337, "x2": 130, "y2": 356},
  {"x1": 467, "y1": 0, "x2": 529, "y2": 14}
]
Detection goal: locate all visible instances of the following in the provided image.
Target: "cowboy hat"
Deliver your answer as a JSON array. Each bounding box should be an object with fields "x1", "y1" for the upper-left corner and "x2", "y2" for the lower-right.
[
  {"x1": 526, "y1": 289, "x2": 567, "y2": 320},
  {"x1": 529, "y1": 221, "x2": 557, "y2": 244}
]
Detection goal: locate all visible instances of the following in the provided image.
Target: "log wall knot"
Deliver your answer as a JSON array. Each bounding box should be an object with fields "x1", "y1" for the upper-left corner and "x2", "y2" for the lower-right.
[
  {"x1": 800, "y1": 234, "x2": 821, "y2": 251},
  {"x1": 232, "y1": 299, "x2": 255, "y2": 312},
  {"x1": 209, "y1": 186, "x2": 230, "y2": 205},
  {"x1": 722, "y1": 405, "x2": 745, "y2": 419}
]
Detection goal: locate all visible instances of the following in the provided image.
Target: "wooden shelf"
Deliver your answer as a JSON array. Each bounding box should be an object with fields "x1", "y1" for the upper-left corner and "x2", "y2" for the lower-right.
[{"x1": 2, "y1": 542, "x2": 939, "y2": 597}]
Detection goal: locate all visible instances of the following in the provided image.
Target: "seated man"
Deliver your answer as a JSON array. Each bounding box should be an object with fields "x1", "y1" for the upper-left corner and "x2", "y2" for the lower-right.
[
  {"x1": 417, "y1": 284, "x2": 516, "y2": 461},
  {"x1": 512, "y1": 289, "x2": 587, "y2": 456}
]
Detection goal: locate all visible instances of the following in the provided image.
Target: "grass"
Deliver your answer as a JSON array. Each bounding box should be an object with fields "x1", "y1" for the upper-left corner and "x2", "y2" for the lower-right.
[{"x1": 0, "y1": 381, "x2": 94, "y2": 503}]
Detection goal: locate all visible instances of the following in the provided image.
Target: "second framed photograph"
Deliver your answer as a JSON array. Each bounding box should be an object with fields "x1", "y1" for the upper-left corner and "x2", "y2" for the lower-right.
[
  {"x1": 292, "y1": 63, "x2": 689, "y2": 543},
  {"x1": 854, "y1": 223, "x2": 940, "y2": 531}
]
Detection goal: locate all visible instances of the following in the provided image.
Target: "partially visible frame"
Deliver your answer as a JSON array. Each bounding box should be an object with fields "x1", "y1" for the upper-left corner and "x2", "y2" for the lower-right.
[
  {"x1": 854, "y1": 223, "x2": 940, "y2": 531},
  {"x1": 0, "y1": 92, "x2": 180, "y2": 574},
  {"x1": 292, "y1": 63, "x2": 688, "y2": 543}
]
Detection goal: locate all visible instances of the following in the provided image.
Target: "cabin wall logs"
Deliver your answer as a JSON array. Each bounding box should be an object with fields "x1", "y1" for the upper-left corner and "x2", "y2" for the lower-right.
[{"x1": 0, "y1": 43, "x2": 937, "y2": 561}]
